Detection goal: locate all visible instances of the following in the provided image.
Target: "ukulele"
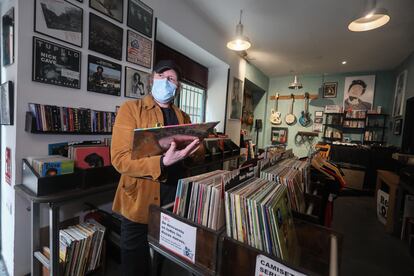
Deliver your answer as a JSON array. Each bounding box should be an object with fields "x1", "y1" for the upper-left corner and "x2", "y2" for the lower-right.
[
  {"x1": 285, "y1": 94, "x2": 297, "y2": 125},
  {"x1": 270, "y1": 93, "x2": 282, "y2": 125},
  {"x1": 299, "y1": 92, "x2": 312, "y2": 127}
]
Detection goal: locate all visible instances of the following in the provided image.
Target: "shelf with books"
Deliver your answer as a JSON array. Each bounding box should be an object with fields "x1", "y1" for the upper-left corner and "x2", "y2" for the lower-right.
[{"x1": 323, "y1": 123, "x2": 343, "y2": 128}]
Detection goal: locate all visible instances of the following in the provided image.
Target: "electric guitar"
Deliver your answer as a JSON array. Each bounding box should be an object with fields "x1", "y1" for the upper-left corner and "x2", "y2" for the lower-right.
[
  {"x1": 299, "y1": 92, "x2": 312, "y2": 127},
  {"x1": 270, "y1": 93, "x2": 282, "y2": 125},
  {"x1": 285, "y1": 94, "x2": 297, "y2": 125}
]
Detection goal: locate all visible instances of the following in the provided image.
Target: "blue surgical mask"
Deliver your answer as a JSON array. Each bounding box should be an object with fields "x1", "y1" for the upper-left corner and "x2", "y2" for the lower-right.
[{"x1": 151, "y1": 78, "x2": 177, "y2": 104}]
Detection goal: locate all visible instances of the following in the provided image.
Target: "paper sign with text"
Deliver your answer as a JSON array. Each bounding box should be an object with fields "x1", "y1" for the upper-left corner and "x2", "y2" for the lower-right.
[
  {"x1": 255, "y1": 254, "x2": 307, "y2": 276},
  {"x1": 159, "y1": 212, "x2": 197, "y2": 263}
]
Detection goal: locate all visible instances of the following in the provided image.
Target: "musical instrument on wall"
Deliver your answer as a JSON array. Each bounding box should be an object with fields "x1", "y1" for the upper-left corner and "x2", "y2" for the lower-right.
[
  {"x1": 299, "y1": 92, "x2": 312, "y2": 127},
  {"x1": 270, "y1": 93, "x2": 282, "y2": 125},
  {"x1": 285, "y1": 94, "x2": 297, "y2": 125}
]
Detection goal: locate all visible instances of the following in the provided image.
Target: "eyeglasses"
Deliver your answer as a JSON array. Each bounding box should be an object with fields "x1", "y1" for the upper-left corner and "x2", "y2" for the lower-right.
[{"x1": 157, "y1": 73, "x2": 178, "y2": 84}]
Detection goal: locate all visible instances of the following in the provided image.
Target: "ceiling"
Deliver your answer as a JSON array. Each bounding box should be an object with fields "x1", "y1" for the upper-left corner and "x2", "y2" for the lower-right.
[{"x1": 183, "y1": 0, "x2": 414, "y2": 77}]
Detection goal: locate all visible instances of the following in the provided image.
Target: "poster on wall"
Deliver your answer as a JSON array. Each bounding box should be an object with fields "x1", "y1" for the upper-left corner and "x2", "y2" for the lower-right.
[
  {"x1": 0, "y1": 81, "x2": 14, "y2": 125},
  {"x1": 125, "y1": 67, "x2": 150, "y2": 99},
  {"x1": 32, "y1": 37, "x2": 81, "y2": 89},
  {"x1": 343, "y1": 75, "x2": 375, "y2": 111},
  {"x1": 5, "y1": 147, "x2": 11, "y2": 185},
  {"x1": 87, "y1": 55, "x2": 121, "y2": 96},
  {"x1": 35, "y1": 0, "x2": 83, "y2": 47},
  {"x1": 392, "y1": 70, "x2": 407, "y2": 117},
  {"x1": 89, "y1": 13, "x2": 123, "y2": 60},
  {"x1": 126, "y1": 30, "x2": 152, "y2": 68},
  {"x1": 229, "y1": 77, "x2": 243, "y2": 120},
  {"x1": 90, "y1": 0, "x2": 123, "y2": 23},
  {"x1": 2, "y1": 7, "x2": 14, "y2": 66},
  {"x1": 127, "y1": 0, "x2": 153, "y2": 38}
]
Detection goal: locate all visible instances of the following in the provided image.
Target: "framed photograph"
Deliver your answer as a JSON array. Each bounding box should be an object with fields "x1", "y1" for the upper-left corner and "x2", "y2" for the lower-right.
[
  {"x1": 32, "y1": 37, "x2": 81, "y2": 89},
  {"x1": 313, "y1": 123, "x2": 323, "y2": 133},
  {"x1": 392, "y1": 70, "x2": 407, "y2": 117},
  {"x1": 0, "y1": 81, "x2": 14, "y2": 125},
  {"x1": 127, "y1": 0, "x2": 153, "y2": 38},
  {"x1": 125, "y1": 67, "x2": 150, "y2": 99},
  {"x1": 126, "y1": 30, "x2": 152, "y2": 68},
  {"x1": 323, "y1": 82, "x2": 337, "y2": 98},
  {"x1": 271, "y1": 127, "x2": 288, "y2": 144},
  {"x1": 34, "y1": 0, "x2": 83, "y2": 47},
  {"x1": 2, "y1": 7, "x2": 14, "y2": 66},
  {"x1": 87, "y1": 55, "x2": 121, "y2": 96},
  {"x1": 343, "y1": 75, "x2": 375, "y2": 111},
  {"x1": 90, "y1": 0, "x2": 123, "y2": 23},
  {"x1": 229, "y1": 77, "x2": 243, "y2": 120},
  {"x1": 314, "y1": 117, "x2": 323, "y2": 124},
  {"x1": 89, "y1": 13, "x2": 123, "y2": 60},
  {"x1": 315, "y1": 111, "x2": 324, "y2": 118},
  {"x1": 394, "y1": 118, "x2": 403, "y2": 135}
]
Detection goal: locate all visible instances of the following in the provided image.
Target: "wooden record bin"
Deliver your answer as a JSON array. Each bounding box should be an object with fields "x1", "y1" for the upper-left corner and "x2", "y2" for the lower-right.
[
  {"x1": 219, "y1": 219, "x2": 343, "y2": 276},
  {"x1": 147, "y1": 204, "x2": 224, "y2": 276}
]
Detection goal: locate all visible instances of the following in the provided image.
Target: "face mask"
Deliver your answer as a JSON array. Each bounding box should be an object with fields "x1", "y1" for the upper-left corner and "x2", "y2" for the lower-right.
[{"x1": 151, "y1": 78, "x2": 177, "y2": 104}]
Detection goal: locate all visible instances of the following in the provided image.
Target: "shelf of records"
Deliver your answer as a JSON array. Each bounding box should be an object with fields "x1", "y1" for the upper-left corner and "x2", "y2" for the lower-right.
[
  {"x1": 147, "y1": 149, "x2": 342, "y2": 276},
  {"x1": 25, "y1": 103, "x2": 116, "y2": 134}
]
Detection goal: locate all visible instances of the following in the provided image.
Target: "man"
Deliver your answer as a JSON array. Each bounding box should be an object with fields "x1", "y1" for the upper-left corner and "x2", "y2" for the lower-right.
[
  {"x1": 92, "y1": 66, "x2": 105, "y2": 87},
  {"x1": 111, "y1": 60, "x2": 200, "y2": 276},
  {"x1": 344, "y1": 79, "x2": 372, "y2": 111}
]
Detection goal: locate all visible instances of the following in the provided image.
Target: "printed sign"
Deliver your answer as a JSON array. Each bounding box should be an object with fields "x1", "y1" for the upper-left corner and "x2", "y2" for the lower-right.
[
  {"x1": 255, "y1": 254, "x2": 306, "y2": 276},
  {"x1": 377, "y1": 189, "x2": 389, "y2": 225},
  {"x1": 159, "y1": 212, "x2": 196, "y2": 263}
]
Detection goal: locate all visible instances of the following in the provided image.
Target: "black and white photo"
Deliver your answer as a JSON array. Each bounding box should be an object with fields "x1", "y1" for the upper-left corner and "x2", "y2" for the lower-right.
[
  {"x1": 343, "y1": 75, "x2": 375, "y2": 111},
  {"x1": 32, "y1": 37, "x2": 81, "y2": 89},
  {"x1": 126, "y1": 30, "x2": 152, "y2": 68},
  {"x1": 127, "y1": 0, "x2": 153, "y2": 38},
  {"x1": 229, "y1": 77, "x2": 243, "y2": 120},
  {"x1": 90, "y1": 0, "x2": 123, "y2": 23},
  {"x1": 35, "y1": 0, "x2": 83, "y2": 47},
  {"x1": 2, "y1": 7, "x2": 14, "y2": 66},
  {"x1": 125, "y1": 67, "x2": 149, "y2": 98},
  {"x1": 87, "y1": 55, "x2": 121, "y2": 96},
  {"x1": 0, "y1": 81, "x2": 14, "y2": 125},
  {"x1": 322, "y1": 82, "x2": 337, "y2": 98},
  {"x1": 89, "y1": 13, "x2": 123, "y2": 60},
  {"x1": 392, "y1": 70, "x2": 407, "y2": 117}
]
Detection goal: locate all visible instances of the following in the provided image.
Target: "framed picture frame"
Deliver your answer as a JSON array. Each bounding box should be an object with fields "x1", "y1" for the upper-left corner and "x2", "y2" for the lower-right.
[
  {"x1": 343, "y1": 75, "x2": 375, "y2": 111},
  {"x1": 34, "y1": 0, "x2": 83, "y2": 47},
  {"x1": 322, "y1": 82, "x2": 337, "y2": 98},
  {"x1": 394, "y1": 118, "x2": 403, "y2": 135},
  {"x1": 89, "y1": 13, "x2": 123, "y2": 60},
  {"x1": 314, "y1": 117, "x2": 323, "y2": 124},
  {"x1": 32, "y1": 37, "x2": 81, "y2": 89},
  {"x1": 124, "y1": 67, "x2": 150, "y2": 99},
  {"x1": 90, "y1": 0, "x2": 123, "y2": 23},
  {"x1": 126, "y1": 30, "x2": 152, "y2": 68},
  {"x1": 229, "y1": 77, "x2": 243, "y2": 120},
  {"x1": 127, "y1": 0, "x2": 153, "y2": 38},
  {"x1": 87, "y1": 55, "x2": 122, "y2": 96},
  {"x1": 2, "y1": 7, "x2": 14, "y2": 66},
  {"x1": 0, "y1": 81, "x2": 14, "y2": 125},
  {"x1": 271, "y1": 127, "x2": 288, "y2": 144},
  {"x1": 315, "y1": 110, "x2": 324, "y2": 118},
  {"x1": 392, "y1": 70, "x2": 408, "y2": 117}
]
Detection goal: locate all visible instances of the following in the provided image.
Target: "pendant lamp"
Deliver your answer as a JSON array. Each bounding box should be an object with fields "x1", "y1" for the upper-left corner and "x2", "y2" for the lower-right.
[
  {"x1": 288, "y1": 75, "x2": 303, "y2": 89},
  {"x1": 227, "y1": 10, "x2": 251, "y2": 51},
  {"x1": 348, "y1": 0, "x2": 390, "y2": 32}
]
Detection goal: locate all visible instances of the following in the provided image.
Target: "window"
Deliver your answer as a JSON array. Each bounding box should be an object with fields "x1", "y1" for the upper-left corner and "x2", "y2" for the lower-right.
[{"x1": 179, "y1": 82, "x2": 206, "y2": 123}]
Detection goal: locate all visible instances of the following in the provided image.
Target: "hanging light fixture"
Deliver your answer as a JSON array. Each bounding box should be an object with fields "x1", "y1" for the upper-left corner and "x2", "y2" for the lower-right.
[
  {"x1": 348, "y1": 0, "x2": 390, "y2": 32},
  {"x1": 227, "y1": 10, "x2": 251, "y2": 51},
  {"x1": 288, "y1": 75, "x2": 303, "y2": 89}
]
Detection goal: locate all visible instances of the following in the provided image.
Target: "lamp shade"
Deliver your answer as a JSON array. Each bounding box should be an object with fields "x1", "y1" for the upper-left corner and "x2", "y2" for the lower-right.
[
  {"x1": 288, "y1": 75, "x2": 303, "y2": 89},
  {"x1": 348, "y1": 0, "x2": 390, "y2": 32},
  {"x1": 227, "y1": 10, "x2": 251, "y2": 51}
]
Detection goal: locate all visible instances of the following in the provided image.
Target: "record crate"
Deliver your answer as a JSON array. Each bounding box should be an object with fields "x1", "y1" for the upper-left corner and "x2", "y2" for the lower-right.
[
  {"x1": 219, "y1": 218, "x2": 343, "y2": 276},
  {"x1": 147, "y1": 204, "x2": 225, "y2": 276}
]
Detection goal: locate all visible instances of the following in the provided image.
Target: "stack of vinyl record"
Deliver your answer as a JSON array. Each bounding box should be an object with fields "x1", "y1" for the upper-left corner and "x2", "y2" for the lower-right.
[{"x1": 224, "y1": 178, "x2": 298, "y2": 261}]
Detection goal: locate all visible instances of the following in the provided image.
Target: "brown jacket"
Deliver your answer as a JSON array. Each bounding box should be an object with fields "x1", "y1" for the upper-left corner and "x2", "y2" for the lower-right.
[{"x1": 111, "y1": 95, "x2": 190, "y2": 224}]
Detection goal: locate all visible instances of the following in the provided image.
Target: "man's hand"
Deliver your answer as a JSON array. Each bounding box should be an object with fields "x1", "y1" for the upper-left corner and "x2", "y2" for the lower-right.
[{"x1": 162, "y1": 138, "x2": 200, "y2": 167}]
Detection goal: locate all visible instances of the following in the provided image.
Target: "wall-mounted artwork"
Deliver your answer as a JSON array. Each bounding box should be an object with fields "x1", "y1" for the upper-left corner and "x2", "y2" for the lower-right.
[
  {"x1": 343, "y1": 75, "x2": 375, "y2": 111},
  {"x1": 125, "y1": 67, "x2": 150, "y2": 99},
  {"x1": 271, "y1": 127, "x2": 288, "y2": 144},
  {"x1": 229, "y1": 77, "x2": 243, "y2": 120},
  {"x1": 126, "y1": 30, "x2": 152, "y2": 68},
  {"x1": 32, "y1": 37, "x2": 81, "y2": 89},
  {"x1": 89, "y1": 13, "x2": 123, "y2": 60},
  {"x1": 394, "y1": 118, "x2": 403, "y2": 135},
  {"x1": 2, "y1": 7, "x2": 14, "y2": 66},
  {"x1": 392, "y1": 70, "x2": 407, "y2": 117},
  {"x1": 90, "y1": 0, "x2": 123, "y2": 23},
  {"x1": 87, "y1": 55, "x2": 121, "y2": 96},
  {"x1": 127, "y1": 0, "x2": 153, "y2": 38},
  {"x1": 322, "y1": 82, "x2": 337, "y2": 98},
  {"x1": 0, "y1": 81, "x2": 14, "y2": 125},
  {"x1": 5, "y1": 147, "x2": 11, "y2": 185},
  {"x1": 35, "y1": 0, "x2": 83, "y2": 47}
]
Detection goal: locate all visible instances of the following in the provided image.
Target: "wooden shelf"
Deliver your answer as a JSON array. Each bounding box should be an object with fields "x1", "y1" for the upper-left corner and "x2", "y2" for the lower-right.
[{"x1": 269, "y1": 93, "x2": 318, "y2": 100}]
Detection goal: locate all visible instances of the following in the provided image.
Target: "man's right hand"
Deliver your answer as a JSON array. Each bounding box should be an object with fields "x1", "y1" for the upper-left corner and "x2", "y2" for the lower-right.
[{"x1": 162, "y1": 139, "x2": 200, "y2": 167}]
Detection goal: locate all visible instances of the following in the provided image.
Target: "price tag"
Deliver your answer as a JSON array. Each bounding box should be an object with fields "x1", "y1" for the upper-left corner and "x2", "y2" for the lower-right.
[{"x1": 255, "y1": 254, "x2": 307, "y2": 276}]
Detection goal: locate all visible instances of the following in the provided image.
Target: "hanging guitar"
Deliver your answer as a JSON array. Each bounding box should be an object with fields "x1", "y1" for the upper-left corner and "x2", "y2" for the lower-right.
[
  {"x1": 270, "y1": 93, "x2": 282, "y2": 125},
  {"x1": 285, "y1": 94, "x2": 297, "y2": 125},
  {"x1": 299, "y1": 92, "x2": 312, "y2": 127}
]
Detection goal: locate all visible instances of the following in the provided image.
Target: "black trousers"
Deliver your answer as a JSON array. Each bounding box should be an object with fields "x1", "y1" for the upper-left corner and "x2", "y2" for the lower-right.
[{"x1": 120, "y1": 182, "x2": 177, "y2": 276}]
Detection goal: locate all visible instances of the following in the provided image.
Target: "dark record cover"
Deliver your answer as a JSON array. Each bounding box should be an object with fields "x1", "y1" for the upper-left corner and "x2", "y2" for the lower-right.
[{"x1": 87, "y1": 55, "x2": 121, "y2": 96}]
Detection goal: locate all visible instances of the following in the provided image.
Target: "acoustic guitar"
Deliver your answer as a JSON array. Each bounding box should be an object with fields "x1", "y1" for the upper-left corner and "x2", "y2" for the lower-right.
[
  {"x1": 285, "y1": 94, "x2": 296, "y2": 125},
  {"x1": 299, "y1": 92, "x2": 312, "y2": 127},
  {"x1": 270, "y1": 93, "x2": 282, "y2": 125}
]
